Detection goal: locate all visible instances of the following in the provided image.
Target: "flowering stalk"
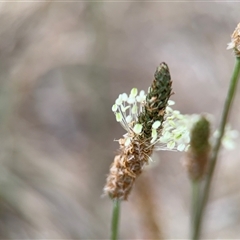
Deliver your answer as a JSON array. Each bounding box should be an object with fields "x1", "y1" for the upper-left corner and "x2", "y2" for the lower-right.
[
  {"x1": 184, "y1": 117, "x2": 210, "y2": 239},
  {"x1": 111, "y1": 199, "x2": 120, "y2": 240},
  {"x1": 185, "y1": 117, "x2": 211, "y2": 181},
  {"x1": 104, "y1": 63, "x2": 172, "y2": 239},
  {"x1": 104, "y1": 63, "x2": 172, "y2": 201},
  {"x1": 192, "y1": 23, "x2": 240, "y2": 239},
  {"x1": 192, "y1": 57, "x2": 240, "y2": 240}
]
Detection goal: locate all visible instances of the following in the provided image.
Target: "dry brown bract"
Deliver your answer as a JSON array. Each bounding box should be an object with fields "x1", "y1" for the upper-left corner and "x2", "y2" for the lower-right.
[{"x1": 104, "y1": 135, "x2": 153, "y2": 200}]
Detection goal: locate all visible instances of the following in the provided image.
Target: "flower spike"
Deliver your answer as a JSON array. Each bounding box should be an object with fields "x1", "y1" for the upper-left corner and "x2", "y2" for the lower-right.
[{"x1": 104, "y1": 63, "x2": 172, "y2": 200}]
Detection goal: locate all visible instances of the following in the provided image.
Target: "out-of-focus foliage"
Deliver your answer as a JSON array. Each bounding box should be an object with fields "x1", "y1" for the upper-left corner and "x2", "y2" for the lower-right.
[{"x1": 0, "y1": 2, "x2": 239, "y2": 239}]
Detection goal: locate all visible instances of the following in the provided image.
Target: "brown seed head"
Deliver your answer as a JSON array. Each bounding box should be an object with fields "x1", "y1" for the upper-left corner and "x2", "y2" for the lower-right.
[{"x1": 104, "y1": 135, "x2": 153, "y2": 200}]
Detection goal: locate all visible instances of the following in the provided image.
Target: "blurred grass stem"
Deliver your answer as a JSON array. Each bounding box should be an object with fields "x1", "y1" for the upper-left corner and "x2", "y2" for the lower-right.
[
  {"x1": 192, "y1": 57, "x2": 240, "y2": 239},
  {"x1": 111, "y1": 199, "x2": 120, "y2": 240},
  {"x1": 191, "y1": 179, "x2": 200, "y2": 239}
]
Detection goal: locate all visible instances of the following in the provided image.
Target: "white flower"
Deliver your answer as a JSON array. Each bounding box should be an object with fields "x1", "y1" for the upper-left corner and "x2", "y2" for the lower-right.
[
  {"x1": 112, "y1": 88, "x2": 146, "y2": 133},
  {"x1": 124, "y1": 137, "x2": 131, "y2": 147},
  {"x1": 152, "y1": 121, "x2": 161, "y2": 129},
  {"x1": 168, "y1": 100, "x2": 175, "y2": 106},
  {"x1": 227, "y1": 23, "x2": 240, "y2": 56},
  {"x1": 112, "y1": 104, "x2": 117, "y2": 112},
  {"x1": 213, "y1": 125, "x2": 238, "y2": 150},
  {"x1": 133, "y1": 123, "x2": 143, "y2": 134},
  {"x1": 136, "y1": 90, "x2": 146, "y2": 102},
  {"x1": 122, "y1": 93, "x2": 128, "y2": 101},
  {"x1": 151, "y1": 128, "x2": 157, "y2": 143},
  {"x1": 227, "y1": 41, "x2": 235, "y2": 50},
  {"x1": 130, "y1": 88, "x2": 138, "y2": 97},
  {"x1": 116, "y1": 112, "x2": 123, "y2": 122}
]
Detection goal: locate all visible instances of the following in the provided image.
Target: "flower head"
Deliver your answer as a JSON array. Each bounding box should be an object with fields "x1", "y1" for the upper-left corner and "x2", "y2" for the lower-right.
[
  {"x1": 105, "y1": 62, "x2": 172, "y2": 200},
  {"x1": 184, "y1": 116, "x2": 211, "y2": 180},
  {"x1": 227, "y1": 22, "x2": 240, "y2": 57},
  {"x1": 213, "y1": 124, "x2": 238, "y2": 150}
]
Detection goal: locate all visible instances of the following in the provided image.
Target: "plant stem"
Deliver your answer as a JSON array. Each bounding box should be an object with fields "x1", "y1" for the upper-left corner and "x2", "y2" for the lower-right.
[
  {"x1": 111, "y1": 199, "x2": 120, "y2": 240},
  {"x1": 192, "y1": 57, "x2": 240, "y2": 239},
  {"x1": 191, "y1": 179, "x2": 200, "y2": 239}
]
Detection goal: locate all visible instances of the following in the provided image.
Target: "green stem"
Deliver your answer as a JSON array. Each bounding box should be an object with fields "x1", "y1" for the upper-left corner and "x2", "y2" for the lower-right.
[
  {"x1": 191, "y1": 180, "x2": 200, "y2": 240},
  {"x1": 192, "y1": 57, "x2": 240, "y2": 239},
  {"x1": 111, "y1": 199, "x2": 120, "y2": 240}
]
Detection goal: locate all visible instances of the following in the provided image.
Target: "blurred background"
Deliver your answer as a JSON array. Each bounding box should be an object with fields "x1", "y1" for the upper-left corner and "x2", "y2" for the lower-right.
[{"x1": 0, "y1": 1, "x2": 239, "y2": 239}]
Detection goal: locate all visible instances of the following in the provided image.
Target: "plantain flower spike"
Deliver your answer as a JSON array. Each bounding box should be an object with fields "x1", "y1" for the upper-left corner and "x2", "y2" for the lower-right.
[
  {"x1": 104, "y1": 63, "x2": 172, "y2": 200},
  {"x1": 104, "y1": 64, "x2": 237, "y2": 199},
  {"x1": 184, "y1": 116, "x2": 211, "y2": 181},
  {"x1": 227, "y1": 22, "x2": 240, "y2": 57}
]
